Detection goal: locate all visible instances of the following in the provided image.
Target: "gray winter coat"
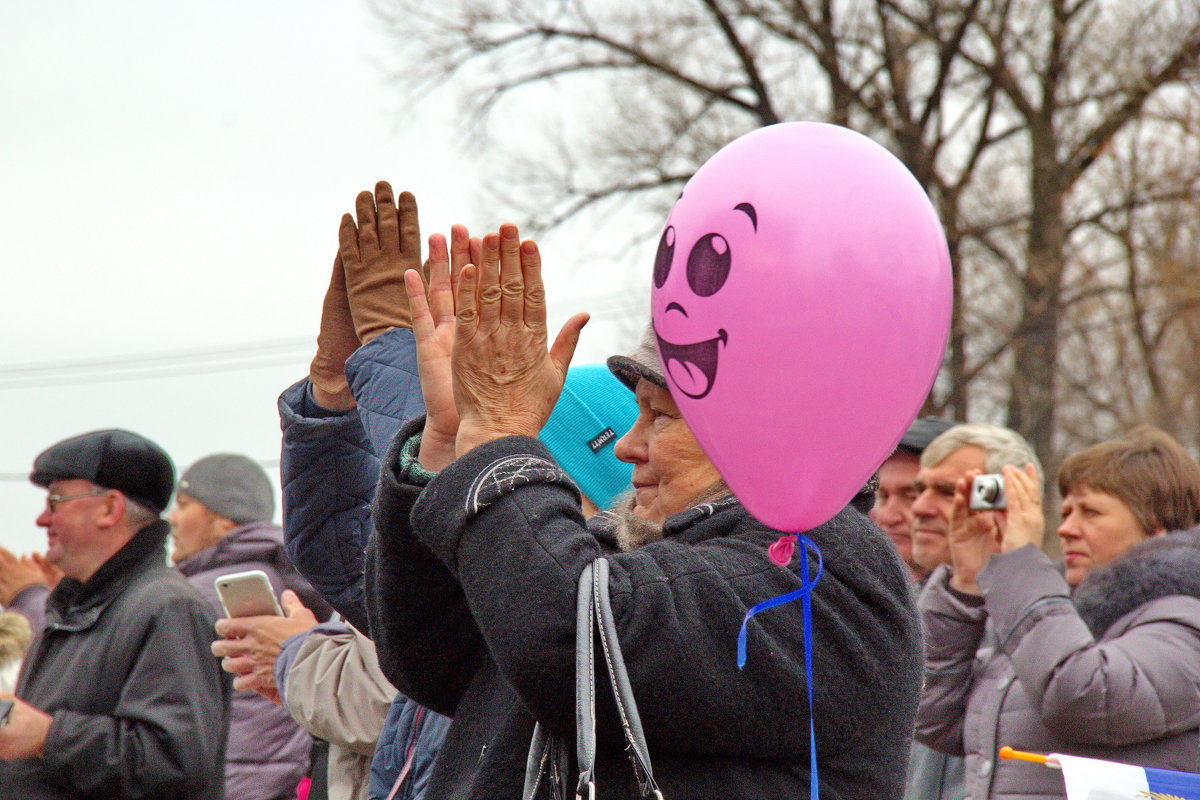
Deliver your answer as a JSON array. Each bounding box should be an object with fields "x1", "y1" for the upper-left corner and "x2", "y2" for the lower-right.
[
  {"x1": 0, "y1": 522, "x2": 230, "y2": 799},
  {"x1": 177, "y1": 521, "x2": 333, "y2": 800},
  {"x1": 916, "y1": 537, "x2": 1200, "y2": 800}
]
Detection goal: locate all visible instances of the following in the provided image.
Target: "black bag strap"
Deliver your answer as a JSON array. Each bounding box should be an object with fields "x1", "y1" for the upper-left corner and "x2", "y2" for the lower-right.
[{"x1": 523, "y1": 559, "x2": 663, "y2": 800}]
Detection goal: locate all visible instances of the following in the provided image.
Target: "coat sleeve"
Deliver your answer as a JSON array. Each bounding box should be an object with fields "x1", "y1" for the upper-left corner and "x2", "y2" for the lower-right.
[
  {"x1": 365, "y1": 421, "x2": 485, "y2": 717},
  {"x1": 6, "y1": 584, "x2": 49, "y2": 635},
  {"x1": 279, "y1": 378, "x2": 376, "y2": 632},
  {"x1": 401, "y1": 434, "x2": 921, "y2": 761},
  {"x1": 980, "y1": 544, "x2": 1200, "y2": 746},
  {"x1": 35, "y1": 593, "x2": 230, "y2": 797},
  {"x1": 914, "y1": 564, "x2": 989, "y2": 756},
  {"x1": 345, "y1": 327, "x2": 425, "y2": 459},
  {"x1": 279, "y1": 328, "x2": 426, "y2": 634},
  {"x1": 273, "y1": 550, "x2": 336, "y2": 623},
  {"x1": 282, "y1": 626, "x2": 396, "y2": 756}
]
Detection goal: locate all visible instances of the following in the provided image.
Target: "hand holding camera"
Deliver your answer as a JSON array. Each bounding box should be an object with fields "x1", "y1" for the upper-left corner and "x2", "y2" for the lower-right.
[
  {"x1": 949, "y1": 464, "x2": 1045, "y2": 594},
  {"x1": 947, "y1": 471, "x2": 1005, "y2": 595},
  {"x1": 994, "y1": 463, "x2": 1045, "y2": 553}
]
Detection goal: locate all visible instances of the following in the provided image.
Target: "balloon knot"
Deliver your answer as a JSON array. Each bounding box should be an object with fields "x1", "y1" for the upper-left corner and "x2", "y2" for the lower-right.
[{"x1": 768, "y1": 534, "x2": 796, "y2": 566}]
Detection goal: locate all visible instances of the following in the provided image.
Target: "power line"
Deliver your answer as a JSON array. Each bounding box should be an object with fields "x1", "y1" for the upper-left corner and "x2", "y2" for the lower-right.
[
  {"x1": 0, "y1": 354, "x2": 310, "y2": 390},
  {"x1": 0, "y1": 458, "x2": 281, "y2": 483},
  {"x1": 0, "y1": 338, "x2": 312, "y2": 377},
  {"x1": 0, "y1": 292, "x2": 648, "y2": 390}
]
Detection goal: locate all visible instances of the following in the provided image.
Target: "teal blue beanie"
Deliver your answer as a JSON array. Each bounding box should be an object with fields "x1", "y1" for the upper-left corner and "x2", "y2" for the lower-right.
[{"x1": 539, "y1": 364, "x2": 638, "y2": 510}]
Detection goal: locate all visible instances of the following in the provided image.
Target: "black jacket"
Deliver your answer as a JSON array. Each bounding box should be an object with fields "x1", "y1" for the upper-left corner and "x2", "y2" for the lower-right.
[
  {"x1": 366, "y1": 420, "x2": 922, "y2": 799},
  {"x1": 0, "y1": 521, "x2": 231, "y2": 799}
]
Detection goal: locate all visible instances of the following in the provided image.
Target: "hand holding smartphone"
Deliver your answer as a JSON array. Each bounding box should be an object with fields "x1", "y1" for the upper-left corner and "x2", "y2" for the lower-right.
[{"x1": 214, "y1": 570, "x2": 282, "y2": 618}]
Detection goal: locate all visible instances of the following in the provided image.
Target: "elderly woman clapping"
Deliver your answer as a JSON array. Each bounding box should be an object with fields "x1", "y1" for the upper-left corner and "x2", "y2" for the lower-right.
[
  {"x1": 916, "y1": 426, "x2": 1200, "y2": 800},
  {"x1": 363, "y1": 224, "x2": 922, "y2": 799}
]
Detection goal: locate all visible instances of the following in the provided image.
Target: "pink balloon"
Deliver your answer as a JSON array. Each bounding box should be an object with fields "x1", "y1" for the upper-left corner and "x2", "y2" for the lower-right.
[{"x1": 651, "y1": 122, "x2": 951, "y2": 532}]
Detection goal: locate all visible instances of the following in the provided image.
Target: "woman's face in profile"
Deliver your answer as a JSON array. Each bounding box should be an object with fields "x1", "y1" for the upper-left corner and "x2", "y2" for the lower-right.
[
  {"x1": 614, "y1": 379, "x2": 721, "y2": 524},
  {"x1": 1057, "y1": 487, "x2": 1153, "y2": 587}
]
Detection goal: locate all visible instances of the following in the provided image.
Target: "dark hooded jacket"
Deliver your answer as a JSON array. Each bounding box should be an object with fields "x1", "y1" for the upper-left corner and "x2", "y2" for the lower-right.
[
  {"x1": 176, "y1": 520, "x2": 332, "y2": 800},
  {"x1": 916, "y1": 532, "x2": 1200, "y2": 800},
  {"x1": 366, "y1": 418, "x2": 923, "y2": 800},
  {"x1": 0, "y1": 521, "x2": 231, "y2": 799}
]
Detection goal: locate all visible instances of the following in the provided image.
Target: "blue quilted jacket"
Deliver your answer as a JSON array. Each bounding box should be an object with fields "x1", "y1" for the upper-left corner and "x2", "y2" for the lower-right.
[{"x1": 278, "y1": 328, "x2": 448, "y2": 800}]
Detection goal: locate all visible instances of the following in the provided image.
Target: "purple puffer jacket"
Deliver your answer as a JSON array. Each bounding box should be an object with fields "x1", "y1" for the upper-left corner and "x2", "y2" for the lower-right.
[{"x1": 177, "y1": 521, "x2": 334, "y2": 800}]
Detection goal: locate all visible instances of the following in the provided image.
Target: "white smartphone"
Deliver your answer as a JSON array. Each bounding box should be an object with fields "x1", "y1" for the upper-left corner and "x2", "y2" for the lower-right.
[{"x1": 214, "y1": 570, "x2": 282, "y2": 618}]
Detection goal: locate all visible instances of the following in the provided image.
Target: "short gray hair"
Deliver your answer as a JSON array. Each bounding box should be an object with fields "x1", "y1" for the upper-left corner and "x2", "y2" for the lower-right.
[
  {"x1": 921, "y1": 423, "x2": 1044, "y2": 487},
  {"x1": 123, "y1": 496, "x2": 159, "y2": 529}
]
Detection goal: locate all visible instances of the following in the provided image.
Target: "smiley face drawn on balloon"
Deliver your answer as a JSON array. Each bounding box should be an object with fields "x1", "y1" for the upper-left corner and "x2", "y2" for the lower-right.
[
  {"x1": 652, "y1": 201, "x2": 757, "y2": 399},
  {"x1": 649, "y1": 122, "x2": 952, "y2": 532}
]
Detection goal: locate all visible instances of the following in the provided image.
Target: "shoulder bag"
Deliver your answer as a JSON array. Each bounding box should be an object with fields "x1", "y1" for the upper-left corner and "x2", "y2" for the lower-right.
[{"x1": 522, "y1": 558, "x2": 664, "y2": 800}]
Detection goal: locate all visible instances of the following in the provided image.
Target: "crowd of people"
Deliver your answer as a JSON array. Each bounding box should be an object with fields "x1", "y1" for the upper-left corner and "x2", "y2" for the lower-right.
[
  {"x1": 871, "y1": 421, "x2": 1200, "y2": 799},
  {"x1": 0, "y1": 178, "x2": 1198, "y2": 800}
]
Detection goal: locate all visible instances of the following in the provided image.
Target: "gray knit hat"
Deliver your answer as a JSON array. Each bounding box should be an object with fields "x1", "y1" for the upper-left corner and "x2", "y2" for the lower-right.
[
  {"x1": 177, "y1": 453, "x2": 274, "y2": 525},
  {"x1": 606, "y1": 324, "x2": 666, "y2": 392}
]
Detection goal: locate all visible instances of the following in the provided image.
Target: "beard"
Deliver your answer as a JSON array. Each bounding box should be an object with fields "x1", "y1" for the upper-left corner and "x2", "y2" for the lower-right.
[{"x1": 596, "y1": 490, "x2": 665, "y2": 551}]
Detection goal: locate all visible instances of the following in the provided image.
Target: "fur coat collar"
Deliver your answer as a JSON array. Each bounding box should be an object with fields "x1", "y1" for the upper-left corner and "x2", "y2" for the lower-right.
[{"x1": 1073, "y1": 528, "x2": 1200, "y2": 638}]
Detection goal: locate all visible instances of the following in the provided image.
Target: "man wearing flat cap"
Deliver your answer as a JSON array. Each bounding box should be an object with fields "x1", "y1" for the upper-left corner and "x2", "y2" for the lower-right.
[
  {"x1": 867, "y1": 417, "x2": 967, "y2": 800},
  {"x1": 870, "y1": 416, "x2": 956, "y2": 584},
  {"x1": 0, "y1": 429, "x2": 231, "y2": 800}
]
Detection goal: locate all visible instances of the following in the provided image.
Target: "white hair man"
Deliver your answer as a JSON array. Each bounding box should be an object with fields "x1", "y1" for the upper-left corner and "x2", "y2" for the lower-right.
[
  {"x1": 903, "y1": 422, "x2": 1042, "y2": 800},
  {"x1": 910, "y1": 423, "x2": 1043, "y2": 577}
]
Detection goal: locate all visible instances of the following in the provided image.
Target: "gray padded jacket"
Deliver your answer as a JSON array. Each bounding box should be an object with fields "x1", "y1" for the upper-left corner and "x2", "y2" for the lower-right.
[{"x1": 916, "y1": 537, "x2": 1200, "y2": 800}]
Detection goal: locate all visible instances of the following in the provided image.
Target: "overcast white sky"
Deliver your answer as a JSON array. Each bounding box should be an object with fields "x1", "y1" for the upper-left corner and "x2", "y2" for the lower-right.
[{"x1": 0, "y1": 1, "x2": 650, "y2": 556}]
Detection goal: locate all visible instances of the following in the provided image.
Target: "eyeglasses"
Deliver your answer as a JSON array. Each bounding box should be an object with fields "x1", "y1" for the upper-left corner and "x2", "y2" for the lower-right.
[{"x1": 45, "y1": 489, "x2": 108, "y2": 512}]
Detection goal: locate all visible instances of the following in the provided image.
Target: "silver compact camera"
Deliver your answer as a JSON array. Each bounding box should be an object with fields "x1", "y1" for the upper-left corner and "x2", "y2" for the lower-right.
[{"x1": 969, "y1": 474, "x2": 1006, "y2": 510}]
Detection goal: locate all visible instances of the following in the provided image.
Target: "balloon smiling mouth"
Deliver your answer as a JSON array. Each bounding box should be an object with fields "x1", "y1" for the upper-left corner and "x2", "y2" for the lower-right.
[{"x1": 656, "y1": 328, "x2": 728, "y2": 399}]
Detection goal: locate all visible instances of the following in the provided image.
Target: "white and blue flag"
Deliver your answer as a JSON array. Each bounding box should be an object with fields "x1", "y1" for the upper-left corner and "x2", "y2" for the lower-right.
[{"x1": 1056, "y1": 754, "x2": 1200, "y2": 800}]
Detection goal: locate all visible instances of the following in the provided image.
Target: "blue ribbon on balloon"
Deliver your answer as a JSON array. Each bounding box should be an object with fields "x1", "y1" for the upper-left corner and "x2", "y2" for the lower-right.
[{"x1": 737, "y1": 533, "x2": 824, "y2": 800}]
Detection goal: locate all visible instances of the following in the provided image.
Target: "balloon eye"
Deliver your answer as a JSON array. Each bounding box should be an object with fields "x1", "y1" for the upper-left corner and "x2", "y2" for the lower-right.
[
  {"x1": 653, "y1": 226, "x2": 675, "y2": 289},
  {"x1": 686, "y1": 233, "x2": 731, "y2": 297}
]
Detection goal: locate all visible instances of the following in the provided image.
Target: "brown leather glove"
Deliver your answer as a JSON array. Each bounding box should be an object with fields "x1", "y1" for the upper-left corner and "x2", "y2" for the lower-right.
[
  {"x1": 340, "y1": 181, "x2": 422, "y2": 343},
  {"x1": 308, "y1": 254, "x2": 358, "y2": 410}
]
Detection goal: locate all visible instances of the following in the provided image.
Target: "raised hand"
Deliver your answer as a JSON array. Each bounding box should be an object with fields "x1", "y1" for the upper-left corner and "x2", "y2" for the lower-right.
[
  {"x1": 0, "y1": 547, "x2": 48, "y2": 606},
  {"x1": 451, "y1": 223, "x2": 588, "y2": 456},
  {"x1": 340, "y1": 181, "x2": 423, "y2": 343},
  {"x1": 29, "y1": 552, "x2": 62, "y2": 591},
  {"x1": 406, "y1": 225, "x2": 473, "y2": 472},
  {"x1": 947, "y1": 470, "x2": 1004, "y2": 595},
  {"x1": 308, "y1": 253, "x2": 358, "y2": 411},
  {"x1": 999, "y1": 463, "x2": 1044, "y2": 552}
]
